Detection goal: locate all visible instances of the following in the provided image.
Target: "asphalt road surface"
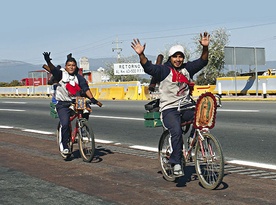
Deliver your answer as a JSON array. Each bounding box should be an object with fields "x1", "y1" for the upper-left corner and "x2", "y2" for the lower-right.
[
  {"x1": 0, "y1": 98, "x2": 276, "y2": 204},
  {"x1": 0, "y1": 98, "x2": 275, "y2": 166},
  {"x1": 0, "y1": 128, "x2": 276, "y2": 204}
]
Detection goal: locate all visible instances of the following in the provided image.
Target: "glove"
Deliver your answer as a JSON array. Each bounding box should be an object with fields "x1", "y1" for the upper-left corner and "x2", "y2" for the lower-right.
[
  {"x1": 67, "y1": 53, "x2": 72, "y2": 59},
  {"x1": 90, "y1": 98, "x2": 102, "y2": 107},
  {"x1": 43, "y1": 52, "x2": 52, "y2": 63},
  {"x1": 90, "y1": 97, "x2": 98, "y2": 104}
]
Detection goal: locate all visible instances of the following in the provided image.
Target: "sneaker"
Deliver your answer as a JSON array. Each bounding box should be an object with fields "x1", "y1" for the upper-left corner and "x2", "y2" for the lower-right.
[
  {"x1": 62, "y1": 149, "x2": 70, "y2": 155},
  {"x1": 83, "y1": 109, "x2": 89, "y2": 114},
  {"x1": 173, "y1": 164, "x2": 184, "y2": 176}
]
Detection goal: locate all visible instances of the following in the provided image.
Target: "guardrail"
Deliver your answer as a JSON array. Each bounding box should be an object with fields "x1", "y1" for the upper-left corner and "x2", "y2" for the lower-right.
[
  {"x1": 213, "y1": 76, "x2": 276, "y2": 96},
  {"x1": 0, "y1": 82, "x2": 217, "y2": 100}
]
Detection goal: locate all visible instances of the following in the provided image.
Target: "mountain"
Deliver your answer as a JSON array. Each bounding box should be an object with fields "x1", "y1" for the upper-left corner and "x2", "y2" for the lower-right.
[
  {"x1": 1, "y1": 58, "x2": 276, "y2": 83},
  {"x1": 0, "y1": 60, "x2": 39, "y2": 83},
  {"x1": 0, "y1": 56, "x2": 157, "y2": 83},
  {"x1": 0, "y1": 58, "x2": 118, "y2": 83}
]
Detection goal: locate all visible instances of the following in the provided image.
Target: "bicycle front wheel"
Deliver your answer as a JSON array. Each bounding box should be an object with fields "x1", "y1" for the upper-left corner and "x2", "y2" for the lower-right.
[
  {"x1": 158, "y1": 130, "x2": 177, "y2": 182},
  {"x1": 78, "y1": 119, "x2": 95, "y2": 162},
  {"x1": 194, "y1": 132, "x2": 224, "y2": 190}
]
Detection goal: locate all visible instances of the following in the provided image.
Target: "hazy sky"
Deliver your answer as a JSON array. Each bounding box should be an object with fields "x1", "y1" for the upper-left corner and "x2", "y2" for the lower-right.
[{"x1": 1, "y1": 0, "x2": 276, "y2": 65}]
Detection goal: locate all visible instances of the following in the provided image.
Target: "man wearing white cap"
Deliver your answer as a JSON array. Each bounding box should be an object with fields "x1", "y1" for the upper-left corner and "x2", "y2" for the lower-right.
[{"x1": 131, "y1": 32, "x2": 210, "y2": 176}]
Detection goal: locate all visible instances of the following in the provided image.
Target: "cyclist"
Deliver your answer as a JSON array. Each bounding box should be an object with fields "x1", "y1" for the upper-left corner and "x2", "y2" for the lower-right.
[
  {"x1": 131, "y1": 32, "x2": 210, "y2": 176},
  {"x1": 43, "y1": 52, "x2": 102, "y2": 155}
]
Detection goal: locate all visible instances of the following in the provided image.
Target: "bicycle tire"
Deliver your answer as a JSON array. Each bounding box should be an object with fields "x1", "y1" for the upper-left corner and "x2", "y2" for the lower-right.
[
  {"x1": 194, "y1": 132, "x2": 224, "y2": 189},
  {"x1": 78, "y1": 119, "x2": 95, "y2": 162},
  {"x1": 56, "y1": 122, "x2": 72, "y2": 160},
  {"x1": 158, "y1": 130, "x2": 177, "y2": 182}
]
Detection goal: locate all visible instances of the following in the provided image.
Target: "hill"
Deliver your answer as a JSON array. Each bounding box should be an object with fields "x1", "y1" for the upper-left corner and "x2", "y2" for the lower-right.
[
  {"x1": 0, "y1": 60, "x2": 39, "y2": 83},
  {"x1": 0, "y1": 58, "x2": 118, "y2": 83}
]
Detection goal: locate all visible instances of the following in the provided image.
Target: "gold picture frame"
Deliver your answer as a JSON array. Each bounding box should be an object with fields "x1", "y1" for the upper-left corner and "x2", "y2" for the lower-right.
[{"x1": 193, "y1": 92, "x2": 217, "y2": 129}]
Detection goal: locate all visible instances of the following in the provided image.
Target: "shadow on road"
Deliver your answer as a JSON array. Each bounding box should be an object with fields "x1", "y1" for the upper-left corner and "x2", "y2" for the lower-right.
[
  {"x1": 157, "y1": 164, "x2": 229, "y2": 190},
  {"x1": 92, "y1": 145, "x2": 114, "y2": 163}
]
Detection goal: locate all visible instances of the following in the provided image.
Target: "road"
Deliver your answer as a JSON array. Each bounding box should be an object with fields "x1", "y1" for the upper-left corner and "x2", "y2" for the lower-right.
[
  {"x1": 0, "y1": 98, "x2": 276, "y2": 204},
  {"x1": 0, "y1": 98, "x2": 275, "y2": 166}
]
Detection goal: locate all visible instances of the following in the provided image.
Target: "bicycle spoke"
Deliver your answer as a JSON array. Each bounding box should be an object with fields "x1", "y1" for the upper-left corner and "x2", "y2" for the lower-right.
[
  {"x1": 195, "y1": 132, "x2": 224, "y2": 189},
  {"x1": 78, "y1": 120, "x2": 95, "y2": 162},
  {"x1": 158, "y1": 130, "x2": 177, "y2": 182}
]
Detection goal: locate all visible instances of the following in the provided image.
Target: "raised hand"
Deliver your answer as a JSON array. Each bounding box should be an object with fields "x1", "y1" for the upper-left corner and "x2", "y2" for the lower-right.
[
  {"x1": 199, "y1": 32, "x2": 210, "y2": 47},
  {"x1": 43, "y1": 52, "x2": 52, "y2": 62},
  {"x1": 131, "y1": 39, "x2": 146, "y2": 55}
]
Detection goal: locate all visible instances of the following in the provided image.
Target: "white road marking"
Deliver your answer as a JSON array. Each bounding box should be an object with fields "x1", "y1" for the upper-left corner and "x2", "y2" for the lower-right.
[
  {"x1": 22, "y1": 129, "x2": 54, "y2": 135},
  {"x1": 95, "y1": 139, "x2": 114, "y2": 144},
  {"x1": 90, "y1": 109, "x2": 259, "y2": 121},
  {"x1": 129, "y1": 145, "x2": 158, "y2": 152},
  {"x1": 218, "y1": 109, "x2": 260, "y2": 112},
  {"x1": 0, "y1": 125, "x2": 14, "y2": 129},
  {"x1": 228, "y1": 160, "x2": 276, "y2": 171},
  {"x1": 1, "y1": 101, "x2": 27, "y2": 104},
  {"x1": 0, "y1": 109, "x2": 25, "y2": 112},
  {"x1": 90, "y1": 115, "x2": 144, "y2": 121}
]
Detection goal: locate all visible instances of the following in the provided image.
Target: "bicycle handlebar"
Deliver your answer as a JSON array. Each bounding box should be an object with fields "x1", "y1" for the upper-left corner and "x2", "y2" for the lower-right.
[
  {"x1": 96, "y1": 101, "x2": 103, "y2": 107},
  {"x1": 214, "y1": 94, "x2": 222, "y2": 108},
  {"x1": 85, "y1": 99, "x2": 102, "y2": 107}
]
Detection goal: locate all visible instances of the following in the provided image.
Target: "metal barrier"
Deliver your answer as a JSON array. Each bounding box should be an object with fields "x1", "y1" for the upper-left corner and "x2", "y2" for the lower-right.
[{"x1": 214, "y1": 76, "x2": 276, "y2": 95}]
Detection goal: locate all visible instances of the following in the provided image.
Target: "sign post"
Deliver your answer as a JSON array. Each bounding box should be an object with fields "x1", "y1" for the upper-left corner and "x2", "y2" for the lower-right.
[{"x1": 224, "y1": 46, "x2": 265, "y2": 96}]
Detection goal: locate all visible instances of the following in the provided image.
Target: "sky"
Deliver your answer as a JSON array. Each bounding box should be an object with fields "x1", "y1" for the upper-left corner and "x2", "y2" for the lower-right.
[{"x1": 1, "y1": 0, "x2": 276, "y2": 66}]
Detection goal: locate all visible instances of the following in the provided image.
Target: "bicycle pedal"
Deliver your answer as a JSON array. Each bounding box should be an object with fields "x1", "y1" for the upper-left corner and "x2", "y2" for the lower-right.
[{"x1": 162, "y1": 157, "x2": 169, "y2": 164}]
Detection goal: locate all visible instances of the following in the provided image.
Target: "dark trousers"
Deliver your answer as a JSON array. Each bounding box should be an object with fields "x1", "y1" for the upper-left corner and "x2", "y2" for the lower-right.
[
  {"x1": 162, "y1": 107, "x2": 194, "y2": 165},
  {"x1": 56, "y1": 102, "x2": 72, "y2": 150}
]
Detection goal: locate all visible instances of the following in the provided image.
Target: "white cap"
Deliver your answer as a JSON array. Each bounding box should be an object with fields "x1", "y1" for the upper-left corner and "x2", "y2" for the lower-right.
[{"x1": 168, "y1": 45, "x2": 185, "y2": 57}]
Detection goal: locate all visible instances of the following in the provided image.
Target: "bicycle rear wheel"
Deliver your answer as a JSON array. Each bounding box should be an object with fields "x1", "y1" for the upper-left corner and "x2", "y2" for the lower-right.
[
  {"x1": 194, "y1": 132, "x2": 224, "y2": 189},
  {"x1": 78, "y1": 119, "x2": 95, "y2": 162},
  {"x1": 158, "y1": 130, "x2": 177, "y2": 182},
  {"x1": 56, "y1": 122, "x2": 72, "y2": 160}
]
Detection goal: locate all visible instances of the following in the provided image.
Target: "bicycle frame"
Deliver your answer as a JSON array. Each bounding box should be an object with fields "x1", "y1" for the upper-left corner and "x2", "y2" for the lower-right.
[
  {"x1": 183, "y1": 127, "x2": 210, "y2": 162},
  {"x1": 69, "y1": 96, "x2": 92, "y2": 143},
  {"x1": 69, "y1": 110, "x2": 82, "y2": 144}
]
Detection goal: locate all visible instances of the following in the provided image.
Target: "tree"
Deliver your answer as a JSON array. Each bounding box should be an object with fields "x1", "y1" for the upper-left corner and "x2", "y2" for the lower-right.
[
  {"x1": 0, "y1": 80, "x2": 21, "y2": 87},
  {"x1": 194, "y1": 28, "x2": 230, "y2": 85},
  {"x1": 9, "y1": 80, "x2": 21, "y2": 86},
  {"x1": 0, "y1": 82, "x2": 9, "y2": 87}
]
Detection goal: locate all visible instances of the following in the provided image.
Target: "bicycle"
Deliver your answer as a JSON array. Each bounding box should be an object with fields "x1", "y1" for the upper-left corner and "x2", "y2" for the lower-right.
[
  {"x1": 158, "y1": 92, "x2": 224, "y2": 189},
  {"x1": 57, "y1": 97, "x2": 97, "y2": 162}
]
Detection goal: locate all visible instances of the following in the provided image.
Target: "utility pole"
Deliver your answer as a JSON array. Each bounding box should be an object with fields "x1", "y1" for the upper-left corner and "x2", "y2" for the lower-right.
[{"x1": 112, "y1": 37, "x2": 122, "y2": 62}]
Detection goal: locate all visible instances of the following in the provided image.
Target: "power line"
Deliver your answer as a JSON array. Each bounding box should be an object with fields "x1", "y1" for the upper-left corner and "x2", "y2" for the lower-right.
[
  {"x1": 112, "y1": 37, "x2": 122, "y2": 62},
  {"x1": 23, "y1": 22, "x2": 276, "y2": 64}
]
